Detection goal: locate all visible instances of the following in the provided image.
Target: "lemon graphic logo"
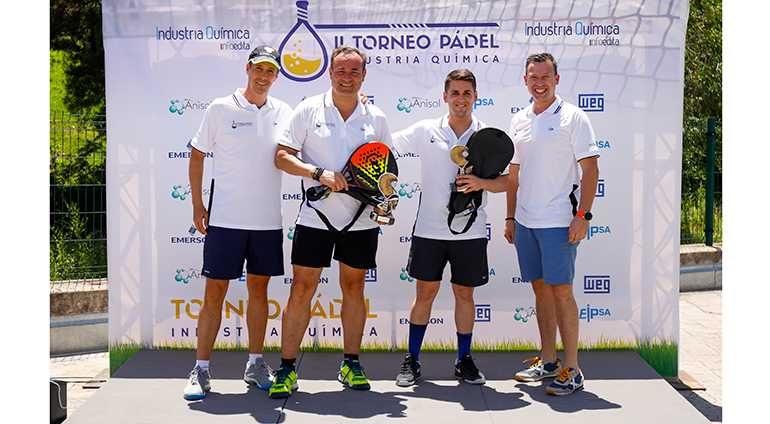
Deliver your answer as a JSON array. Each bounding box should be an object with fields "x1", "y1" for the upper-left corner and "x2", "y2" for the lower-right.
[{"x1": 279, "y1": 1, "x2": 328, "y2": 82}]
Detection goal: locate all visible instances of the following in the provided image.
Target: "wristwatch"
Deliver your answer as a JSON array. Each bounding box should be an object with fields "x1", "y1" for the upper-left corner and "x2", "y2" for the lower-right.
[{"x1": 576, "y1": 210, "x2": 593, "y2": 221}]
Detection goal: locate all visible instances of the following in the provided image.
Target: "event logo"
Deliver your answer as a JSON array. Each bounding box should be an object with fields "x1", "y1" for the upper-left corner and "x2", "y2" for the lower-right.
[
  {"x1": 475, "y1": 304, "x2": 491, "y2": 322},
  {"x1": 584, "y1": 275, "x2": 611, "y2": 294},
  {"x1": 512, "y1": 276, "x2": 530, "y2": 284},
  {"x1": 474, "y1": 98, "x2": 495, "y2": 110},
  {"x1": 287, "y1": 226, "x2": 296, "y2": 240},
  {"x1": 279, "y1": 1, "x2": 329, "y2": 82},
  {"x1": 398, "y1": 267, "x2": 414, "y2": 282},
  {"x1": 397, "y1": 182, "x2": 421, "y2": 199},
  {"x1": 231, "y1": 120, "x2": 253, "y2": 129},
  {"x1": 170, "y1": 226, "x2": 206, "y2": 244},
  {"x1": 279, "y1": 1, "x2": 501, "y2": 81},
  {"x1": 514, "y1": 306, "x2": 536, "y2": 323},
  {"x1": 580, "y1": 304, "x2": 611, "y2": 323},
  {"x1": 586, "y1": 224, "x2": 611, "y2": 240},
  {"x1": 169, "y1": 99, "x2": 211, "y2": 115},
  {"x1": 523, "y1": 21, "x2": 621, "y2": 47},
  {"x1": 175, "y1": 268, "x2": 203, "y2": 284},
  {"x1": 397, "y1": 97, "x2": 441, "y2": 113},
  {"x1": 365, "y1": 268, "x2": 377, "y2": 283},
  {"x1": 596, "y1": 179, "x2": 605, "y2": 197},
  {"x1": 578, "y1": 94, "x2": 604, "y2": 112},
  {"x1": 172, "y1": 184, "x2": 191, "y2": 201}
]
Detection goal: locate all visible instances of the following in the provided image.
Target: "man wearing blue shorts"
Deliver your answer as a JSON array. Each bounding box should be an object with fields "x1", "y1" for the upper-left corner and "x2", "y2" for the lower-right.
[
  {"x1": 504, "y1": 53, "x2": 600, "y2": 396},
  {"x1": 183, "y1": 46, "x2": 294, "y2": 400}
]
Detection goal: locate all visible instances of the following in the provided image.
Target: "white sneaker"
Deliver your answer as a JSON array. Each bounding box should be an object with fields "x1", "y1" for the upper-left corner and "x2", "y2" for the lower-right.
[{"x1": 183, "y1": 365, "x2": 211, "y2": 400}]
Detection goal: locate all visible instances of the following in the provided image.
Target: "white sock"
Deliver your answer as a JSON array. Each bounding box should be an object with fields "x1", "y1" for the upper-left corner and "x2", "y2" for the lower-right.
[
  {"x1": 249, "y1": 353, "x2": 263, "y2": 365},
  {"x1": 196, "y1": 360, "x2": 210, "y2": 371}
]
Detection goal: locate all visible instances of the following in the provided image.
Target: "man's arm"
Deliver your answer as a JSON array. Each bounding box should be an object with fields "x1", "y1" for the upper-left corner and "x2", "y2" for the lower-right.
[
  {"x1": 568, "y1": 156, "x2": 599, "y2": 244},
  {"x1": 189, "y1": 148, "x2": 208, "y2": 235},
  {"x1": 503, "y1": 164, "x2": 519, "y2": 244},
  {"x1": 275, "y1": 145, "x2": 349, "y2": 192}
]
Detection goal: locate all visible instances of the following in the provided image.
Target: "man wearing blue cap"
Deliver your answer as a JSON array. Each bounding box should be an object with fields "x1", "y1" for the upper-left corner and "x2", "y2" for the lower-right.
[{"x1": 183, "y1": 45, "x2": 294, "y2": 400}]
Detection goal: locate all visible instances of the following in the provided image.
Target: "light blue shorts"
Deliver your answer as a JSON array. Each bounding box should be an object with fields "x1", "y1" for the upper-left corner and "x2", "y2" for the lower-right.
[{"x1": 513, "y1": 221, "x2": 578, "y2": 285}]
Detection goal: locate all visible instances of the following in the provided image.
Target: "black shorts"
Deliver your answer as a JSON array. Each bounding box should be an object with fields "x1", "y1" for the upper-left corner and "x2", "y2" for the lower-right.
[
  {"x1": 290, "y1": 225, "x2": 379, "y2": 270},
  {"x1": 406, "y1": 236, "x2": 489, "y2": 287},
  {"x1": 202, "y1": 226, "x2": 284, "y2": 280}
]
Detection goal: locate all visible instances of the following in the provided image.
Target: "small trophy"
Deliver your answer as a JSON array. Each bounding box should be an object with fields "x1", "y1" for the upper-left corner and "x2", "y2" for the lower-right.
[
  {"x1": 450, "y1": 145, "x2": 473, "y2": 192},
  {"x1": 370, "y1": 172, "x2": 399, "y2": 224}
]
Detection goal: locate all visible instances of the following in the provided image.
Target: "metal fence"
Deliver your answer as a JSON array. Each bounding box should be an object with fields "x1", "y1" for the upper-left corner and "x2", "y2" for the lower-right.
[
  {"x1": 681, "y1": 118, "x2": 722, "y2": 245},
  {"x1": 50, "y1": 113, "x2": 107, "y2": 286}
]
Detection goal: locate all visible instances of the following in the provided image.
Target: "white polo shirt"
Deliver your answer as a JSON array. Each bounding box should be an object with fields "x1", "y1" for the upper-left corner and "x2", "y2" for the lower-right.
[
  {"x1": 279, "y1": 89, "x2": 393, "y2": 232},
  {"x1": 190, "y1": 89, "x2": 293, "y2": 230},
  {"x1": 392, "y1": 114, "x2": 494, "y2": 240},
  {"x1": 509, "y1": 95, "x2": 599, "y2": 228}
]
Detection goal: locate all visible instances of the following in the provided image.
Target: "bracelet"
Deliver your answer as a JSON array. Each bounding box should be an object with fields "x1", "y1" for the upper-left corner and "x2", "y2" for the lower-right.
[
  {"x1": 311, "y1": 167, "x2": 324, "y2": 181},
  {"x1": 505, "y1": 217, "x2": 515, "y2": 221}
]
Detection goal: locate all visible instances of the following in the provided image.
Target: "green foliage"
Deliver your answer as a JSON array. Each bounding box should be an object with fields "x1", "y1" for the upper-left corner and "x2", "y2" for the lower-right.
[
  {"x1": 50, "y1": 201, "x2": 107, "y2": 281},
  {"x1": 681, "y1": 120, "x2": 722, "y2": 244},
  {"x1": 684, "y1": 0, "x2": 722, "y2": 120},
  {"x1": 50, "y1": 0, "x2": 105, "y2": 114}
]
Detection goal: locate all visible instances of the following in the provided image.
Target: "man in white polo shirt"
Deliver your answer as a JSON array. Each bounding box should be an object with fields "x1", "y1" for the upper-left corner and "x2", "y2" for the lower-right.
[
  {"x1": 270, "y1": 45, "x2": 393, "y2": 399},
  {"x1": 504, "y1": 52, "x2": 600, "y2": 396},
  {"x1": 391, "y1": 69, "x2": 509, "y2": 387},
  {"x1": 183, "y1": 45, "x2": 294, "y2": 400}
]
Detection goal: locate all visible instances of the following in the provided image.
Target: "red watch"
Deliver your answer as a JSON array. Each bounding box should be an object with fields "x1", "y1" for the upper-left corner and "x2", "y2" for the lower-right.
[{"x1": 576, "y1": 211, "x2": 593, "y2": 221}]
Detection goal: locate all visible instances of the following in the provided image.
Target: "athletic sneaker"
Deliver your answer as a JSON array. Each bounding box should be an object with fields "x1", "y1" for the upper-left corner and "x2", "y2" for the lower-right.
[
  {"x1": 269, "y1": 367, "x2": 298, "y2": 399},
  {"x1": 244, "y1": 357, "x2": 274, "y2": 390},
  {"x1": 454, "y1": 352, "x2": 486, "y2": 385},
  {"x1": 338, "y1": 359, "x2": 371, "y2": 390},
  {"x1": 515, "y1": 357, "x2": 563, "y2": 382},
  {"x1": 546, "y1": 367, "x2": 584, "y2": 396},
  {"x1": 183, "y1": 365, "x2": 211, "y2": 400},
  {"x1": 395, "y1": 353, "x2": 421, "y2": 387}
]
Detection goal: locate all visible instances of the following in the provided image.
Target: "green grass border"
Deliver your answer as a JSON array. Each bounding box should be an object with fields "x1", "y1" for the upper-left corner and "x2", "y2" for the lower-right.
[{"x1": 110, "y1": 337, "x2": 677, "y2": 378}]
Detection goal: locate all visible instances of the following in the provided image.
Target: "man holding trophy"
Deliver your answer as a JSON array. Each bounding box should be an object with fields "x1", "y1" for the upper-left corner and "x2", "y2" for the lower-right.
[{"x1": 390, "y1": 69, "x2": 510, "y2": 387}]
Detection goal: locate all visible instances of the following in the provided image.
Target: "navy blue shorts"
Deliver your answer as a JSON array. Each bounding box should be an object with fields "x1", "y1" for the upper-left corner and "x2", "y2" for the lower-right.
[
  {"x1": 290, "y1": 225, "x2": 379, "y2": 270},
  {"x1": 406, "y1": 236, "x2": 489, "y2": 287},
  {"x1": 202, "y1": 226, "x2": 284, "y2": 280},
  {"x1": 513, "y1": 221, "x2": 578, "y2": 285}
]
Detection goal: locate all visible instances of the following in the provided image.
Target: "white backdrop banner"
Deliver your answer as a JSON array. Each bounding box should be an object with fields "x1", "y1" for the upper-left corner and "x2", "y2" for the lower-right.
[{"x1": 104, "y1": 0, "x2": 687, "y2": 360}]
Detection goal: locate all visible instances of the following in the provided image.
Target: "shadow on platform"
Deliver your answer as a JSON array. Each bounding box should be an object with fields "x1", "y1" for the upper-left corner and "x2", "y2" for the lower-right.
[{"x1": 64, "y1": 350, "x2": 709, "y2": 424}]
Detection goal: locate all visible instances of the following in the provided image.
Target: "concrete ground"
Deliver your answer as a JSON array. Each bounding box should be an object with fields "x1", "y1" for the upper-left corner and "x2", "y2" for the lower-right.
[{"x1": 49, "y1": 290, "x2": 723, "y2": 422}]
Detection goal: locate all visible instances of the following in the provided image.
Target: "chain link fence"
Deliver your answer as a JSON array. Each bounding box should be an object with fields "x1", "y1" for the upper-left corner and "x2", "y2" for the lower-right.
[
  {"x1": 681, "y1": 119, "x2": 722, "y2": 245},
  {"x1": 50, "y1": 113, "x2": 107, "y2": 290}
]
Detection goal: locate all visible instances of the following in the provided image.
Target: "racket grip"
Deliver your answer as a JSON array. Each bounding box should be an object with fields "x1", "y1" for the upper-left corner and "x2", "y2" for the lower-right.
[{"x1": 307, "y1": 185, "x2": 331, "y2": 201}]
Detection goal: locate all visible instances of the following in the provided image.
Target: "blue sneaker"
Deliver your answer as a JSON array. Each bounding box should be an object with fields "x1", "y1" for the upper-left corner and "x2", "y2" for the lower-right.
[{"x1": 546, "y1": 367, "x2": 584, "y2": 396}]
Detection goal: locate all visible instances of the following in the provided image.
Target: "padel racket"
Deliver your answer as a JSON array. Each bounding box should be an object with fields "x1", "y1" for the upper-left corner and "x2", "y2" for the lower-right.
[
  {"x1": 464, "y1": 127, "x2": 514, "y2": 179},
  {"x1": 447, "y1": 127, "x2": 513, "y2": 234},
  {"x1": 306, "y1": 141, "x2": 399, "y2": 223}
]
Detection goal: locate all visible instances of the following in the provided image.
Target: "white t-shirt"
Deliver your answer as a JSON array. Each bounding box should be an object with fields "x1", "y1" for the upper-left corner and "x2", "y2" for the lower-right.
[
  {"x1": 190, "y1": 89, "x2": 293, "y2": 230},
  {"x1": 509, "y1": 95, "x2": 599, "y2": 228},
  {"x1": 279, "y1": 89, "x2": 394, "y2": 232},
  {"x1": 392, "y1": 115, "x2": 495, "y2": 240}
]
